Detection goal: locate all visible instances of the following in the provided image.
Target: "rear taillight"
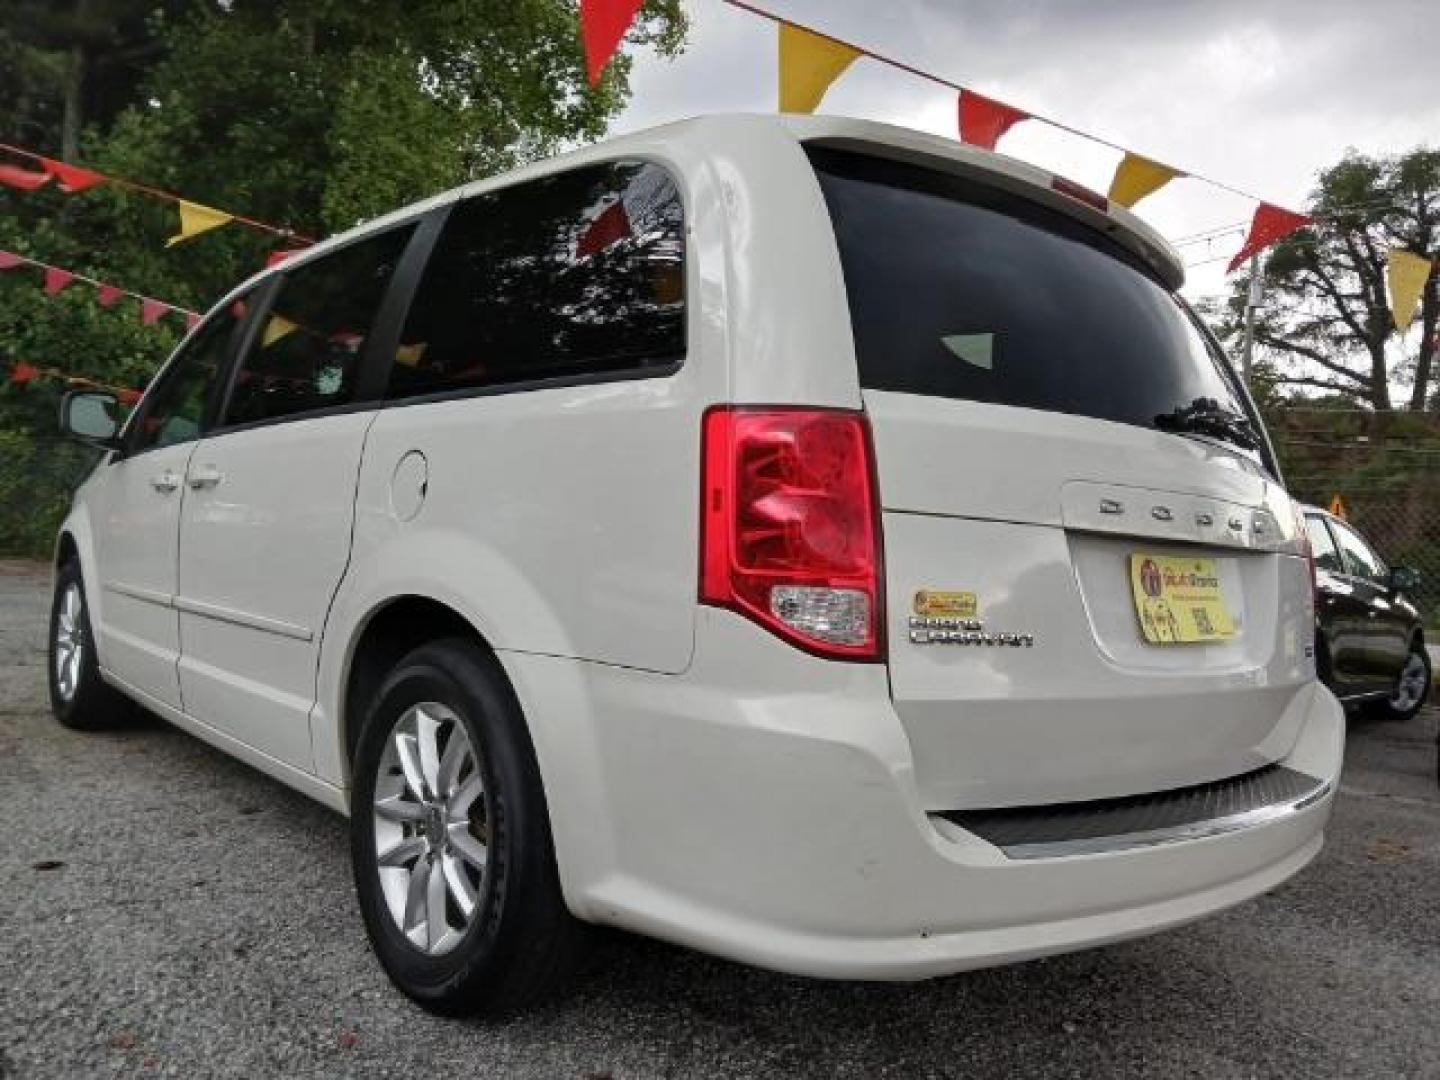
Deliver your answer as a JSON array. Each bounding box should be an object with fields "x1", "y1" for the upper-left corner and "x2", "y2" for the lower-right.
[{"x1": 700, "y1": 406, "x2": 884, "y2": 661}]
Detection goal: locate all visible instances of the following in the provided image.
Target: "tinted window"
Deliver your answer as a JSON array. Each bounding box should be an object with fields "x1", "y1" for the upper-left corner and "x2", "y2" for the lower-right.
[
  {"x1": 225, "y1": 226, "x2": 413, "y2": 426},
  {"x1": 387, "y1": 162, "x2": 684, "y2": 400},
  {"x1": 1305, "y1": 516, "x2": 1344, "y2": 575},
  {"x1": 130, "y1": 298, "x2": 245, "y2": 453},
  {"x1": 810, "y1": 149, "x2": 1259, "y2": 454},
  {"x1": 1331, "y1": 520, "x2": 1386, "y2": 583}
]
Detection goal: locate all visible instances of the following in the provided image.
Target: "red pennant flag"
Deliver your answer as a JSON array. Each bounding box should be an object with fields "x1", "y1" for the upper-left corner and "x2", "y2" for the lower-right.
[
  {"x1": 43, "y1": 267, "x2": 75, "y2": 295},
  {"x1": 958, "y1": 91, "x2": 1030, "y2": 151},
  {"x1": 576, "y1": 199, "x2": 631, "y2": 257},
  {"x1": 580, "y1": 0, "x2": 644, "y2": 85},
  {"x1": 265, "y1": 248, "x2": 305, "y2": 268},
  {"x1": 186, "y1": 312, "x2": 201, "y2": 330},
  {"x1": 0, "y1": 163, "x2": 50, "y2": 190},
  {"x1": 117, "y1": 387, "x2": 143, "y2": 406},
  {"x1": 97, "y1": 284, "x2": 123, "y2": 308},
  {"x1": 1228, "y1": 203, "x2": 1313, "y2": 273},
  {"x1": 10, "y1": 361, "x2": 40, "y2": 385},
  {"x1": 0, "y1": 250, "x2": 22, "y2": 270},
  {"x1": 39, "y1": 157, "x2": 106, "y2": 193},
  {"x1": 140, "y1": 298, "x2": 168, "y2": 326}
]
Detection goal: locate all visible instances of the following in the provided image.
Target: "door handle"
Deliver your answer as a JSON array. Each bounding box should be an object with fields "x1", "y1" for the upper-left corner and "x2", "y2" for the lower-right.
[
  {"x1": 187, "y1": 464, "x2": 224, "y2": 490},
  {"x1": 149, "y1": 470, "x2": 180, "y2": 494}
]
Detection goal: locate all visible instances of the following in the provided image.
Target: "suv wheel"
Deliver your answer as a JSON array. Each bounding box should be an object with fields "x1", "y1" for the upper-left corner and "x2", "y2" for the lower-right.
[
  {"x1": 48, "y1": 561, "x2": 131, "y2": 730},
  {"x1": 1377, "y1": 642, "x2": 1430, "y2": 722},
  {"x1": 350, "y1": 638, "x2": 586, "y2": 1015}
]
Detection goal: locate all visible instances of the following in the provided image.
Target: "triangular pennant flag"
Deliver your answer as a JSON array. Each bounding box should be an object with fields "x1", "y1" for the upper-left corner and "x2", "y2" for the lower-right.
[
  {"x1": 186, "y1": 311, "x2": 201, "y2": 330},
  {"x1": 1108, "y1": 153, "x2": 1184, "y2": 209},
  {"x1": 117, "y1": 387, "x2": 143, "y2": 406},
  {"x1": 1386, "y1": 249, "x2": 1433, "y2": 335},
  {"x1": 580, "y1": 0, "x2": 645, "y2": 86},
  {"x1": 140, "y1": 298, "x2": 168, "y2": 325},
  {"x1": 266, "y1": 248, "x2": 305, "y2": 268},
  {"x1": 261, "y1": 313, "x2": 299, "y2": 346},
  {"x1": 40, "y1": 157, "x2": 106, "y2": 193},
  {"x1": 10, "y1": 361, "x2": 40, "y2": 385},
  {"x1": 166, "y1": 200, "x2": 234, "y2": 247},
  {"x1": 0, "y1": 163, "x2": 51, "y2": 191},
  {"x1": 778, "y1": 22, "x2": 861, "y2": 114},
  {"x1": 1228, "y1": 203, "x2": 1312, "y2": 273},
  {"x1": 0, "y1": 251, "x2": 23, "y2": 270},
  {"x1": 958, "y1": 91, "x2": 1029, "y2": 151},
  {"x1": 96, "y1": 284, "x2": 123, "y2": 308},
  {"x1": 576, "y1": 199, "x2": 631, "y2": 257},
  {"x1": 43, "y1": 267, "x2": 75, "y2": 295}
]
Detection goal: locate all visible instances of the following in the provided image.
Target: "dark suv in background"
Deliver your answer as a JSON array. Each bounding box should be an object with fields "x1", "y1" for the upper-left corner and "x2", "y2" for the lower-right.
[{"x1": 1303, "y1": 505, "x2": 1430, "y2": 720}]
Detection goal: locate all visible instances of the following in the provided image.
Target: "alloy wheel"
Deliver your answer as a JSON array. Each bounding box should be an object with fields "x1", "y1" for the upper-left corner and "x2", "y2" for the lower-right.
[
  {"x1": 1390, "y1": 652, "x2": 1429, "y2": 713},
  {"x1": 54, "y1": 583, "x2": 84, "y2": 703},
  {"x1": 372, "y1": 702, "x2": 489, "y2": 956}
]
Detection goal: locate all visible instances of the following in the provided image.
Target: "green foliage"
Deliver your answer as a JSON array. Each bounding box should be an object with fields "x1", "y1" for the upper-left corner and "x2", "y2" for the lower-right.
[{"x1": 0, "y1": 0, "x2": 687, "y2": 554}]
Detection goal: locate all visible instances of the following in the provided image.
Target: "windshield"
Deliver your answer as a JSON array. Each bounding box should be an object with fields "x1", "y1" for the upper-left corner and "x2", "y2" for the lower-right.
[{"x1": 809, "y1": 148, "x2": 1263, "y2": 459}]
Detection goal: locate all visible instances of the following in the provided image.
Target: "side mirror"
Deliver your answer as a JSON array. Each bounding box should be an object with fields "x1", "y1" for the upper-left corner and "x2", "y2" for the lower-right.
[
  {"x1": 59, "y1": 389, "x2": 122, "y2": 449},
  {"x1": 1389, "y1": 565, "x2": 1422, "y2": 595}
]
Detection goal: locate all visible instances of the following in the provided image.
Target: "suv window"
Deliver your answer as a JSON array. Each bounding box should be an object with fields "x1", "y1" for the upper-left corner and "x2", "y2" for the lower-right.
[
  {"x1": 224, "y1": 225, "x2": 414, "y2": 427},
  {"x1": 387, "y1": 161, "x2": 684, "y2": 400},
  {"x1": 1304, "y1": 515, "x2": 1344, "y2": 575},
  {"x1": 1330, "y1": 520, "x2": 1387, "y2": 584},
  {"x1": 809, "y1": 148, "x2": 1262, "y2": 459},
  {"x1": 129, "y1": 296, "x2": 247, "y2": 453}
]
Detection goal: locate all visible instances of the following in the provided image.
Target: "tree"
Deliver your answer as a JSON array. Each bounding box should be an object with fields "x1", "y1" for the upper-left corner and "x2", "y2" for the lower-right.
[
  {"x1": 1211, "y1": 149, "x2": 1438, "y2": 412},
  {"x1": 0, "y1": 1, "x2": 687, "y2": 553}
]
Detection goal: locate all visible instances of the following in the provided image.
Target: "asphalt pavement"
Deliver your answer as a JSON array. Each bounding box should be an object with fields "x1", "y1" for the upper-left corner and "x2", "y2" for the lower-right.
[{"x1": 2, "y1": 559, "x2": 1438, "y2": 1079}]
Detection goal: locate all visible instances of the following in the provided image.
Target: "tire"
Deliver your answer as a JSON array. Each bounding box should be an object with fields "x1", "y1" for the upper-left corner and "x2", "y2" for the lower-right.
[
  {"x1": 48, "y1": 561, "x2": 132, "y2": 731},
  {"x1": 1373, "y1": 640, "x2": 1430, "y2": 722},
  {"x1": 349, "y1": 638, "x2": 587, "y2": 1015}
]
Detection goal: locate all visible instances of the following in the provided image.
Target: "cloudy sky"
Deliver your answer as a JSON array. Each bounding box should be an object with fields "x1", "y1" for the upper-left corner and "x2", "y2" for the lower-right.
[{"x1": 610, "y1": 0, "x2": 1439, "y2": 300}]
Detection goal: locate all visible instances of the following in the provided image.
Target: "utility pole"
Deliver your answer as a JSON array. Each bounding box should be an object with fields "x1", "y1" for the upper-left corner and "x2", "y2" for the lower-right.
[{"x1": 1241, "y1": 253, "x2": 1261, "y2": 387}]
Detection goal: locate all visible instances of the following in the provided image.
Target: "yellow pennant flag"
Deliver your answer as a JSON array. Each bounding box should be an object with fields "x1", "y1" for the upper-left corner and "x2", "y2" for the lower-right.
[
  {"x1": 778, "y1": 22, "x2": 861, "y2": 114},
  {"x1": 1108, "y1": 153, "x2": 1184, "y2": 209},
  {"x1": 1387, "y1": 248, "x2": 1432, "y2": 334},
  {"x1": 166, "y1": 200, "x2": 234, "y2": 247},
  {"x1": 261, "y1": 314, "x2": 299, "y2": 347}
]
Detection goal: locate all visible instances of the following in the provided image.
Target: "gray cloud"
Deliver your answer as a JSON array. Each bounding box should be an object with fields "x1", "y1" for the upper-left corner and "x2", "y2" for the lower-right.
[{"x1": 612, "y1": 0, "x2": 1439, "y2": 297}]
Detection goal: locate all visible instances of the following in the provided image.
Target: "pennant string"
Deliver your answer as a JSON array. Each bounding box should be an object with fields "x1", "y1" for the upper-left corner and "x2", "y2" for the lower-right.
[
  {"x1": 0, "y1": 140, "x2": 313, "y2": 244},
  {"x1": 721, "y1": 0, "x2": 1288, "y2": 212},
  {"x1": 0, "y1": 249, "x2": 197, "y2": 318}
]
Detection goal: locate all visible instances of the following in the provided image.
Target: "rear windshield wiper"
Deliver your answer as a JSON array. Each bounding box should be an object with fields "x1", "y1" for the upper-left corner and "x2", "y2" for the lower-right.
[{"x1": 1153, "y1": 399, "x2": 1258, "y2": 451}]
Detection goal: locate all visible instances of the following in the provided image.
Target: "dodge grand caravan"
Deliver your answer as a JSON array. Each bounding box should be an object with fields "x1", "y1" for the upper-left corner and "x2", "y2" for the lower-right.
[{"x1": 51, "y1": 115, "x2": 1342, "y2": 1014}]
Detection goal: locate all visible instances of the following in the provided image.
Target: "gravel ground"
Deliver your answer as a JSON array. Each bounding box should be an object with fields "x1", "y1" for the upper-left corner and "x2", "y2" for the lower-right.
[{"x1": 2, "y1": 558, "x2": 1438, "y2": 1079}]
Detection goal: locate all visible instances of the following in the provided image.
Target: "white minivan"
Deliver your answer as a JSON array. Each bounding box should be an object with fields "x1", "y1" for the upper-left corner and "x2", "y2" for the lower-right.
[{"x1": 52, "y1": 115, "x2": 1342, "y2": 1014}]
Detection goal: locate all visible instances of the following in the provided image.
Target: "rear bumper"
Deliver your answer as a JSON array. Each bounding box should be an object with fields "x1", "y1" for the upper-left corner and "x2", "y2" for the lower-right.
[{"x1": 502, "y1": 618, "x2": 1344, "y2": 982}]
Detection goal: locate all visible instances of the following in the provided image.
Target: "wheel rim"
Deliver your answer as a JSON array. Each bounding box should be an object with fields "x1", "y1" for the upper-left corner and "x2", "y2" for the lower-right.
[
  {"x1": 372, "y1": 702, "x2": 489, "y2": 956},
  {"x1": 54, "y1": 583, "x2": 84, "y2": 703},
  {"x1": 1390, "y1": 652, "x2": 1429, "y2": 712}
]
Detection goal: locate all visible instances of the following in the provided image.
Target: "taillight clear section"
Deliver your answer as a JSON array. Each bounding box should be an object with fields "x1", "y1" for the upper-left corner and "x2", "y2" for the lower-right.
[
  {"x1": 1291, "y1": 501, "x2": 1316, "y2": 596},
  {"x1": 700, "y1": 406, "x2": 884, "y2": 661}
]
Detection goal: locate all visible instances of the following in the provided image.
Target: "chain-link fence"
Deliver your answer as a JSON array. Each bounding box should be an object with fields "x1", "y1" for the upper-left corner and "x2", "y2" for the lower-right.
[
  {"x1": 1268, "y1": 407, "x2": 1440, "y2": 634},
  {"x1": 0, "y1": 434, "x2": 98, "y2": 559}
]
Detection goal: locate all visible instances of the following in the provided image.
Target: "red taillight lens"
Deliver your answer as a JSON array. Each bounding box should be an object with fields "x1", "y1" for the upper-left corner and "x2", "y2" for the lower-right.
[{"x1": 700, "y1": 406, "x2": 884, "y2": 660}]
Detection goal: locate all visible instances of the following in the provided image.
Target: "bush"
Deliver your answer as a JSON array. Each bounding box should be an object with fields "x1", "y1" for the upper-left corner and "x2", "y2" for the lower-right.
[{"x1": 0, "y1": 431, "x2": 99, "y2": 557}]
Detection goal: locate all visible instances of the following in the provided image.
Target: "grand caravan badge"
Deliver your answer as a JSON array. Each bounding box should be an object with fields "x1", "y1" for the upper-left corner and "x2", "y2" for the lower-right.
[{"x1": 909, "y1": 590, "x2": 1034, "y2": 648}]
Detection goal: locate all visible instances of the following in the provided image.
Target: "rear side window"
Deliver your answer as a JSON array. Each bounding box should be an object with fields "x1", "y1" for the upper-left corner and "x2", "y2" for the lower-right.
[
  {"x1": 1331, "y1": 520, "x2": 1386, "y2": 584},
  {"x1": 1305, "y1": 516, "x2": 1344, "y2": 575},
  {"x1": 387, "y1": 161, "x2": 684, "y2": 400},
  {"x1": 224, "y1": 225, "x2": 414, "y2": 427},
  {"x1": 810, "y1": 149, "x2": 1258, "y2": 455}
]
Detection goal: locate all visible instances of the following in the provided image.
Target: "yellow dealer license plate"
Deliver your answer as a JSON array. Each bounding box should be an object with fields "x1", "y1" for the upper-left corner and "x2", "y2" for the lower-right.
[{"x1": 1129, "y1": 554, "x2": 1236, "y2": 644}]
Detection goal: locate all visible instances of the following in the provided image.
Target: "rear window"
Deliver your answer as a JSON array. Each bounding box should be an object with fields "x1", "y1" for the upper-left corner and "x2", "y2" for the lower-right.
[{"x1": 809, "y1": 148, "x2": 1259, "y2": 456}]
